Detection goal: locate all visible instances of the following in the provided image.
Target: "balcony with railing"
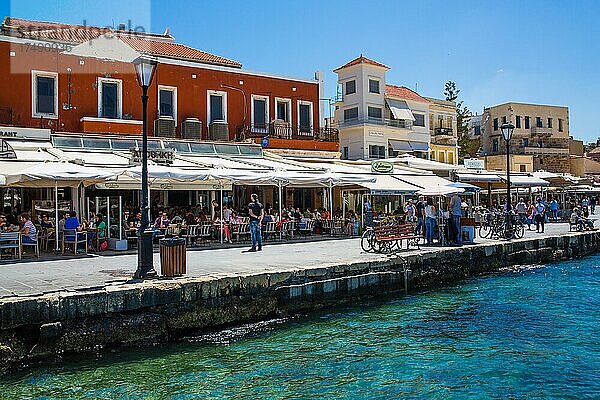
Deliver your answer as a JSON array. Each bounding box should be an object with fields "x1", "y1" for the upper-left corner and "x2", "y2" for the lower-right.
[
  {"x1": 236, "y1": 122, "x2": 339, "y2": 142},
  {"x1": 338, "y1": 116, "x2": 413, "y2": 130},
  {"x1": 530, "y1": 126, "x2": 553, "y2": 137},
  {"x1": 432, "y1": 127, "x2": 454, "y2": 136},
  {"x1": 522, "y1": 146, "x2": 569, "y2": 155}
]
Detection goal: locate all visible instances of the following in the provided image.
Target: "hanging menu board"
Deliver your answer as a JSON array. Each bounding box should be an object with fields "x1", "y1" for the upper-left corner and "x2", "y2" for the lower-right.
[{"x1": 31, "y1": 200, "x2": 72, "y2": 220}]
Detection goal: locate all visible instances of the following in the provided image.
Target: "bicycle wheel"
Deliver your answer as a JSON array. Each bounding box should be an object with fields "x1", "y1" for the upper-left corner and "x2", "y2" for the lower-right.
[
  {"x1": 361, "y1": 229, "x2": 375, "y2": 252},
  {"x1": 514, "y1": 222, "x2": 525, "y2": 239},
  {"x1": 479, "y1": 224, "x2": 491, "y2": 239}
]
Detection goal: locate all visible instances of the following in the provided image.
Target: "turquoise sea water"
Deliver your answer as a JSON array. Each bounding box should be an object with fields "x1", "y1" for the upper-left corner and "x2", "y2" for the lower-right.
[{"x1": 1, "y1": 256, "x2": 600, "y2": 399}]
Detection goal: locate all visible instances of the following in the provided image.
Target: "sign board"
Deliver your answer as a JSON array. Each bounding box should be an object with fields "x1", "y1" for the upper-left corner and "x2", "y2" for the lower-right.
[
  {"x1": 260, "y1": 137, "x2": 269, "y2": 147},
  {"x1": 371, "y1": 160, "x2": 394, "y2": 174},
  {"x1": 463, "y1": 158, "x2": 485, "y2": 170},
  {"x1": 129, "y1": 148, "x2": 174, "y2": 165},
  {"x1": 368, "y1": 130, "x2": 384, "y2": 137},
  {"x1": 0, "y1": 126, "x2": 51, "y2": 140}
]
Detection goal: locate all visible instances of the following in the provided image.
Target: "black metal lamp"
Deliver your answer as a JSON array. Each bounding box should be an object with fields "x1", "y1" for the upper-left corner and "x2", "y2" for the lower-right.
[
  {"x1": 133, "y1": 56, "x2": 158, "y2": 279},
  {"x1": 501, "y1": 122, "x2": 515, "y2": 238}
]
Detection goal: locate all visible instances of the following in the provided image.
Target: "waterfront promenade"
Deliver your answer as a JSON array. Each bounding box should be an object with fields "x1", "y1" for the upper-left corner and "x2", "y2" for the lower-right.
[{"x1": 0, "y1": 221, "x2": 575, "y2": 299}]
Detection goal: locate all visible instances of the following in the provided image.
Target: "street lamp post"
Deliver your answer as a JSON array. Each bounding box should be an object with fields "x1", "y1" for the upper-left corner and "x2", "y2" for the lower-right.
[
  {"x1": 501, "y1": 122, "x2": 515, "y2": 238},
  {"x1": 133, "y1": 56, "x2": 158, "y2": 279}
]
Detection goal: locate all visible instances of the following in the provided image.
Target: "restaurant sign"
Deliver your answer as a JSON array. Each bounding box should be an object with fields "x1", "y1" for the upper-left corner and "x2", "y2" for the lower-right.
[
  {"x1": 371, "y1": 160, "x2": 394, "y2": 174},
  {"x1": 0, "y1": 126, "x2": 51, "y2": 140},
  {"x1": 129, "y1": 148, "x2": 174, "y2": 165},
  {"x1": 463, "y1": 158, "x2": 485, "y2": 170}
]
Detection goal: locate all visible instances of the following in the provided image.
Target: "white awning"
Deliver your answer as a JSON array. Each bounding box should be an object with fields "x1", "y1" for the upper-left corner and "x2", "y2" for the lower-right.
[
  {"x1": 504, "y1": 175, "x2": 549, "y2": 187},
  {"x1": 386, "y1": 99, "x2": 415, "y2": 121},
  {"x1": 4, "y1": 161, "x2": 118, "y2": 188},
  {"x1": 395, "y1": 174, "x2": 454, "y2": 190},
  {"x1": 358, "y1": 175, "x2": 420, "y2": 195},
  {"x1": 456, "y1": 172, "x2": 503, "y2": 183}
]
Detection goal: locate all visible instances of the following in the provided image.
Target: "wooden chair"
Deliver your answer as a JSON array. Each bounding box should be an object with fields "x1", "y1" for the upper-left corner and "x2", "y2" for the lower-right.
[
  {"x1": 20, "y1": 232, "x2": 40, "y2": 258},
  {"x1": 299, "y1": 219, "x2": 315, "y2": 236},
  {"x1": 62, "y1": 229, "x2": 88, "y2": 255},
  {"x1": 264, "y1": 221, "x2": 278, "y2": 241},
  {"x1": 182, "y1": 224, "x2": 200, "y2": 246},
  {"x1": 0, "y1": 232, "x2": 21, "y2": 260},
  {"x1": 282, "y1": 221, "x2": 296, "y2": 239},
  {"x1": 233, "y1": 223, "x2": 250, "y2": 242},
  {"x1": 198, "y1": 224, "x2": 212, "y2": 245}
]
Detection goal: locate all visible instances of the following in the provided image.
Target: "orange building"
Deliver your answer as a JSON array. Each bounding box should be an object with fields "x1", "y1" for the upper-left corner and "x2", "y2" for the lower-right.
[{"x1": 0, "y1": 17, "x2": 338, "y2": 156}]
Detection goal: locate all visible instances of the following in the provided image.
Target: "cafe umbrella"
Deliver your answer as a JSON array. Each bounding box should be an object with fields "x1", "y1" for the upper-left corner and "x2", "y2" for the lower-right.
[{"x1": 4, "y1": 161, "x2": 119, "y2": 252}]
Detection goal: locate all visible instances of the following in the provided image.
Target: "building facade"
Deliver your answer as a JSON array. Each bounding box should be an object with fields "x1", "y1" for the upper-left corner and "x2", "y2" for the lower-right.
[
  {"x1": 332, "y1": 55, "x2": 458, "y2": 163},
  {"x1": 481, "y1": 102, "x2": 570, "y2": 173},
  {"x1": 0, "y1": 17, "x2": 338, "y2": 157},
  {"x1": 426, "y1": 97, "x2": 459, "y2": 165}
]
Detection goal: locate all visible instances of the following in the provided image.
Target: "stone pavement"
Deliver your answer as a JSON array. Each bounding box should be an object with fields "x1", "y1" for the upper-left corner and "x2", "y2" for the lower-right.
[{"x1": 0, "y1": 221, "x2": 576, "y2": 299}]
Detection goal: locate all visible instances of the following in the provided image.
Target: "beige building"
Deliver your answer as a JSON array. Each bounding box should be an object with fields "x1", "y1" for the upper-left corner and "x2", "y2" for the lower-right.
[
  {"x1": 332, "y1": 55, "x2": 458, "y2": 163},
  {"x1": 482, "y1": 102, "x2": 570, "y2": 173},
  {"x1": 426, "y1": 97, "x2": 458, "y2": 165}
]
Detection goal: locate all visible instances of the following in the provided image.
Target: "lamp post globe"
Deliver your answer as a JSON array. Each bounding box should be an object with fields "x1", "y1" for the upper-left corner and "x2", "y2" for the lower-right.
[
  {"x1": 500, "y1": 122, "x2": 515, "y2": 238},
  {"x1": 133, "y1": 56, "x2": 158, "y2": 279}
]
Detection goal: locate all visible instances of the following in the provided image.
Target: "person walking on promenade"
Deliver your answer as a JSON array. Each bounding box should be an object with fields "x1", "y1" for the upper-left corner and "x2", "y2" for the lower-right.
[
  {"x1": 550, "y1": 197, "x2": 559, "y2": 221},
  {"x1": 534, "y1": 197, "x2": 546, "y2": 233},
  {"x1": 449, "y1": 193, "x2": 462, "y2": 246},
  {"x1": 526, "y1": 200, "x2": 535, "y2": 230},
  {"x1": 424, "y1": 197, "x2": 437, "y2": 245},
  {"x1": 248, "y1": 193, "x2": 264, "y2": 252},
  {"x1": 415, "y1": 195, "x2": 426, "y2": 237},
  {"x1": 516, "y1": 198, "x2": 527, "y2": 223}
]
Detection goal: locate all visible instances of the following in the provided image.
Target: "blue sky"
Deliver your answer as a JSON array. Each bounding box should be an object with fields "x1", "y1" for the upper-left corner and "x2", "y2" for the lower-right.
[{"x1": 3, "y1": 0, "x2": 600, "y2": 142}]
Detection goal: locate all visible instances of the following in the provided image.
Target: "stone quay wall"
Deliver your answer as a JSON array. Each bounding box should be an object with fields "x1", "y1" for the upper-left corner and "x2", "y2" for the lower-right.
[{"x1": 1, "y1": 231, "x2": 599, "y2": 375}]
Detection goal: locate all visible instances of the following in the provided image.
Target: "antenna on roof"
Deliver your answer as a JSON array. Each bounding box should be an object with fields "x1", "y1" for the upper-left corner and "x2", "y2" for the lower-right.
[
  {"x1": 415, "y1": 82, "x2": 418, "y2": 92},
  {"x1": 163, "y1": 26, "x2": 170, "y2": 36}
]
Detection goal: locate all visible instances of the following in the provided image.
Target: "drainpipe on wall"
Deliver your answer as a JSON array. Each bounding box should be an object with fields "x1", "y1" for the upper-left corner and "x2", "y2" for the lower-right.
[{"x1": 315, "y1": 71, "x2": 325, "y2": 129}]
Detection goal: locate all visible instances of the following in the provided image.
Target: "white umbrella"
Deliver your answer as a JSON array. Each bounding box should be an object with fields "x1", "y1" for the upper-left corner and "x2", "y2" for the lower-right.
[
  {"x1": 5, "y1": 161, "x2": 118, "y2": 253},
  {"x1": 123, "y1": 165, "x2": 209, "y2": 181},
  {"x1": 5, "y1": 162, "x2": 117, "y2": 188},
  {"x1": 418, "y1": 186, "x2": 465, "y2": 196}
]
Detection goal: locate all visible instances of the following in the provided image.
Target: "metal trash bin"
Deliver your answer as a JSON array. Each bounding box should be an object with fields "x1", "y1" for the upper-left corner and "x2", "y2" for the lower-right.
[{"x1": 159, "y1": 238, "x2": 186, "y2": 277}]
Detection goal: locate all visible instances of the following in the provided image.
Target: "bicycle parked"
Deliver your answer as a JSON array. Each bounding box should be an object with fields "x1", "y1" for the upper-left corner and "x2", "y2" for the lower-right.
[{"x1": 478, "y1": 209, "x2": 524, "y2": 240}]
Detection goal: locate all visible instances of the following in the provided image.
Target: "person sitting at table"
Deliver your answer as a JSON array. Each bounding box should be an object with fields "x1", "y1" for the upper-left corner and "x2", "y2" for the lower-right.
[
  {"x1": 64, "y1": 211, "x2": 82, "y2": 232},
  {"x1": 222, "y1": 205, "x2": 233, "y2": 223},
  {"x1": 40, "y1": 214, "x2": 54, "y2": 229},
  {"x1": 303, "y1": 208, "x2": 315, "y2": 219},
  {"x1": 19, "y1": 213, "x2": 37, "y2": 244},
  {"x1": 58, "y1": 213, "x2": 67, "y2": 232},
  {"x1": 0, "y1": 213, "x2": 19, "y2": 232},
  {"x1": 344, "y1": 210, "x2": 357, "y2": 236},
  {"x1": 184, "y1": 211, "x2": 197, "y2": 226},
  {"x1": 154, "y1": 211, "x2": 170, "y2": 230},
  {"x1": 293, "y1": 208, "x2": 302, "y2": 220},
  {"x1": 213, "y1": 216, "x2": 232, "y2": 243},
  {"x1": 95, "y1": 213, "x2": 107, "y2": 240},
  {"x1": 230, "y1": 210, "x2": 242, "y2": 224},
  {"x1": 88, "y1": 213, "x2": 107, "y2": 250}
]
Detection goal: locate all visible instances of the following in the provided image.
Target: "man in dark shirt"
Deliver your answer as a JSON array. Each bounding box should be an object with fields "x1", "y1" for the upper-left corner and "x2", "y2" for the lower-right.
[
  {"x1": 248, "y1": 193, "x2": 264, "y2": 252},
  {"x1": 415, "y1": 195, "x2": 426, "y2": 237}
]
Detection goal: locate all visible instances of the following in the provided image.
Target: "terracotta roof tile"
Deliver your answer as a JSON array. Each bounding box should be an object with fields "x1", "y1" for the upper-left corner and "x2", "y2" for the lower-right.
[
  {"x1": 587, "y1": 147, "x2": 600, "y2": 155},
  {"x1": 385, "y1": 84, "x2": 430, "y2": 103},
  {"x1": 119, "y1": 35, "x2": 241, "y2": 68},
  {"x1": 2, "y1": 17, "x2": 241, "y2": 68},
  {"x1": 333, "y1": 55, "x2": 389, "y2": 72}
]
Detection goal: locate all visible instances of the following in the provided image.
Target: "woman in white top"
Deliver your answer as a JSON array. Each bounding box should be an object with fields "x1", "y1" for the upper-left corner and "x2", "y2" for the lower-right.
[{"x1": 424, "y1": 198, "x2": 437, "y2": 245}]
